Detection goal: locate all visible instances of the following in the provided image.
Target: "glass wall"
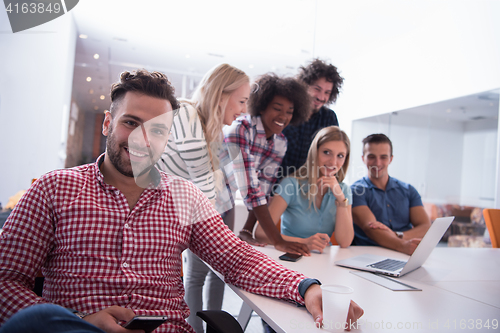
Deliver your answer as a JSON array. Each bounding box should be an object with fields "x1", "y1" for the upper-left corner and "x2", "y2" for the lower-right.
[{"x1": 349, "y1": 89, "x2": 499, "y2": 208}]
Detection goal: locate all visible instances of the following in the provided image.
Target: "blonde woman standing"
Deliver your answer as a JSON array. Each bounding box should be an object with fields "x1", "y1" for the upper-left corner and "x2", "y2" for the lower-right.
[{"x1": 157, "y1": 63, "x2": 250, "y2": 332}]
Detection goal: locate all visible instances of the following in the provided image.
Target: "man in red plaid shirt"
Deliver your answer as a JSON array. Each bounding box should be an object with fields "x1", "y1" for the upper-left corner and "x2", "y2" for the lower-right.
[{"x1": 0, "y1": 70, "x2": 363, "y2": 333}]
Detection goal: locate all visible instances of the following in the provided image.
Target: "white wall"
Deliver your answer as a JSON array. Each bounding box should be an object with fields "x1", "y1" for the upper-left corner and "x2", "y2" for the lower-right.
[
  {"x1": 330, "y1": 0, "x2": 500, "y2": 208},
  {"x1": 334, "y1": 0, "x2": 500, "y2": 136},
  {"x1": 350, "y1": 112, "x2": 498, "y2": 207},
  {"x1": 0, "y1": 13, "x2": 77, "y2": 206},
  {"x1": 460, "y1": 119, "x2": 498, "y2": 207},
  {"x1": 349, "y1": 114, "x2": 465, "y2": 204}
]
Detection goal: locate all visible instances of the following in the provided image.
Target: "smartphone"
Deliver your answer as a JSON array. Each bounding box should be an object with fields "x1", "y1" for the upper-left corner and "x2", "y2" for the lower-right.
[
  {"x1": 122, "y1": 315, "x2": 168, "y2": 332},
  {"x1": 279, "y1": 252, "x2": 303, "y2": 262}
]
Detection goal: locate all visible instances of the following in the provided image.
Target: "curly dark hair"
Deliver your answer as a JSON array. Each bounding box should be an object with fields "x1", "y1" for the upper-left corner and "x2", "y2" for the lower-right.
[
  {"x1": 297, "y1": 58, "x2": 344, "y2": 104},
  {"x1": 110, "y1": 69, "x2": 180, "y2": 115},
  {"x1": 248, "y1": 73, "x2": 311, "y2": 126}
]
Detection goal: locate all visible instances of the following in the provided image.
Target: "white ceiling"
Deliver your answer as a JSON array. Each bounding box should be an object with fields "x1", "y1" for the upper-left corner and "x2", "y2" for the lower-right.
[
  {"x1": 70, "y1": 0, "x2": 500, "y2": 123},
  {"x1": 358, "y1": 88, "x2": 500, "y2": 127},
  {"x1": 400, "y1": 89, "x2": 500, "y2": 122}
]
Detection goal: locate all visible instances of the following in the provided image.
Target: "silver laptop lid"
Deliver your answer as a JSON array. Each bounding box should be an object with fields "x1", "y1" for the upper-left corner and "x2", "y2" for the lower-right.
[{"x1": 399, "y1": 216, "x2": 454, "y2": 275}]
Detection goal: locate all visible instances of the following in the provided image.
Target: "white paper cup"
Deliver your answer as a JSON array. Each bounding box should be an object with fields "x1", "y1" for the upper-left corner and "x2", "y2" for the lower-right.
[{"x1": 321, "y1": 284, "x2": 353, "y2": 331}]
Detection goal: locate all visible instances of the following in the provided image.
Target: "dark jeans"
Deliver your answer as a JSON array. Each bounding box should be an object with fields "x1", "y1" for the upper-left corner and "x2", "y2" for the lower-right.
[{"x1": 0, "y1": 304, "x2": 105, "y2": 333}]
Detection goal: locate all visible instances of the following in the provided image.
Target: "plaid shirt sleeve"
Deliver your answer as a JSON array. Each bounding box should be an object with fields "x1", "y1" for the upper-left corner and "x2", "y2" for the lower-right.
[
  {"x1": 0, "y1": 175, "x2": 55, "y2": 323},
  {"x1": 187, "y1": 193, "x2": 307, "y2": 305},
  {"x1": 224, "y1": 118, "x2": 268, "y2": 209}
]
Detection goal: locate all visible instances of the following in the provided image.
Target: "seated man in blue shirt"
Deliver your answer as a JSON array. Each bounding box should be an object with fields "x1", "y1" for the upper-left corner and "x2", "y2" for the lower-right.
[{"x1": 351, "y1": 134, "x2": 431, "y2": 255}]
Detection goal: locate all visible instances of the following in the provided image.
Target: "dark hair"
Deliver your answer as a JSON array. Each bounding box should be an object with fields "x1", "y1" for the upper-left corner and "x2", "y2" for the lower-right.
[
  {"x1": 110, "y1": 69, "x2": 180, "y2": 115},
  {"x1": 362, "y1": 133, "x2": 393, "y2": 156},
  {"x1": 248, "y1": 73, "x2": 311, "y2": 126},
  {"x1": 297, "y1": 58, "x2": 344, "y2": 104}
]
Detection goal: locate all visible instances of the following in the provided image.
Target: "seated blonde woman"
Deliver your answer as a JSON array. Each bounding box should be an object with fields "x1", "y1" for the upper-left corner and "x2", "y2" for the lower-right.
[{"x1": 255, "y1": 126, "x2": 354, "y2": 252}]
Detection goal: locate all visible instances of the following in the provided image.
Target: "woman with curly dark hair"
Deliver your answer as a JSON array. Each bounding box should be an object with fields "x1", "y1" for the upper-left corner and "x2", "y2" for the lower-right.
[{"x1": 223, "y1": 73, "x2": 312, "y2": 255}]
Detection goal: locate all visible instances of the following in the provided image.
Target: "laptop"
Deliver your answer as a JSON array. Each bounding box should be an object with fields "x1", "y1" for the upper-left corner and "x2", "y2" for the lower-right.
[{"x1": 335, "y1": 216, "x2": 454, "y2": 277}]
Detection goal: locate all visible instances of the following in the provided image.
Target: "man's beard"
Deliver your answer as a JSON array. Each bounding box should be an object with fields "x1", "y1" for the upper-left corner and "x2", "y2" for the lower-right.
[
  {"x1": 106, "y1": 125, "x2": 155, "y2": 179},
  {"x1": 312, "y1": 99, "x2": 324, "y2": 112},
  {"x1": 106, "y1": 127, "x2": 135, "y2": 178}
]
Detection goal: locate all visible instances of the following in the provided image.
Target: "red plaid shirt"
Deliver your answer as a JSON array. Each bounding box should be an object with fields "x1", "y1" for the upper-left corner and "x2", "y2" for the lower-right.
[
  {"x1": 0, "y1": 155, "x2": 307, "y2": 332},
  {"x1": 223, "y1": 115, "x2": 287, "y2": 210}
]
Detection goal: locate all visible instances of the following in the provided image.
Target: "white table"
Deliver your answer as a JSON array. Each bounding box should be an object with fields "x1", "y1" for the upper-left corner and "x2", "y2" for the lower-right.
[{"x1": 228, "y1": 246, "x2": 500, "y2": 332}]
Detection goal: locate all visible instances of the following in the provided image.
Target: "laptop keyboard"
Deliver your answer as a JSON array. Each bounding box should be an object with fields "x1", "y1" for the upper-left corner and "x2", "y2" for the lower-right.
[{"x1": 368, "y1": 259, "x2": 406, "y2": 272}]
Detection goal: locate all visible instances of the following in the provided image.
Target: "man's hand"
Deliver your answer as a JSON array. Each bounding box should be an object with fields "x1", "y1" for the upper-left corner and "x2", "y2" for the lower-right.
[
  {"x1": 368, "y1": 222, "x2": 420, "y2": 255},
  {"x1": 83, "y1": 306, "x2": 143, "y2": 333},
  {"x1": 399, "y1": 238, "x2": 421, "y2": 255},
  {"x1": 346, "y1": 300, "x2": 365, "y2": 331},
  {"x1": 303, "y1": 284, "x2": 364, "y2": 330},
  {"x1": 274, "y1": 239, "x2": 310, "y2": 256},
  {"x1": 238, "y1": 231, "x2": 267, "y2": 247}
]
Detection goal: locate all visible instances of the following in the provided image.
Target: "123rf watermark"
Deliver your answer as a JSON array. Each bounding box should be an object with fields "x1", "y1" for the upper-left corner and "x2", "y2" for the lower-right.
[{"x1": 289, "y1": 318, "x2": 498, "y2": 330}]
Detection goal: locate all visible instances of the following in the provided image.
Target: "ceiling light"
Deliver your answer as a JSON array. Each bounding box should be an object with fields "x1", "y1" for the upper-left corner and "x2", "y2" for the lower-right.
[
  {"x1": 86, "y1": 77, "x2": 92, "y2": 82},
  {"x1": 89, "y1": 89, "x2": 94, "y2": 94},
  {"x1": 94, "y1": 54, "x2": 99, "y2": 59},
  {"x1": 79, "y1": 34, "x2": 88, "y2": 39},
  {"x1": 100, "y1": 95, "x2": 105, "y2": 100}
]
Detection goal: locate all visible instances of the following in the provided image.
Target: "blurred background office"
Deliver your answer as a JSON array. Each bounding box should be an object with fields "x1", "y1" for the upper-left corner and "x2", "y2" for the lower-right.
[{"x1": 0, "y1": 0, "x2": 499, "y2": 211}]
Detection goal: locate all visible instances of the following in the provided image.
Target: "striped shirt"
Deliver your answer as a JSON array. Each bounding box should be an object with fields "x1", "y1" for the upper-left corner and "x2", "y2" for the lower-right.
[
  {"x1": 223, "y1": 115, "x2": 287, "y2": 210},
  {"x1": 157, "y1": 103, "x2": 216, "y2": 201},
  {"x1": 0, "y1": 155, "x2": 308, "y2": 332}
]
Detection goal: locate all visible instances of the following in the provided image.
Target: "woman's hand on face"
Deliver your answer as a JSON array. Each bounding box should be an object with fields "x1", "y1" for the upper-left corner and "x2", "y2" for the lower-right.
[
  {"x1": 317, "y1": 176, "x2": 344, "y2": 200},
  {"x1": 305, "y1": 233, "x2": 330, "y2": 253}
]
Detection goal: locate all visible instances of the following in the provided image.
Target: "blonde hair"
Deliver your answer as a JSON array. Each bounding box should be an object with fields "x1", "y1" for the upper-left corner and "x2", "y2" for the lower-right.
[
  {"x1": 185, "y1": 63, "x2": 249, "y2": 170},
  {"x1": 294, "y1": 126, "x2": 350, "y2": 209}
]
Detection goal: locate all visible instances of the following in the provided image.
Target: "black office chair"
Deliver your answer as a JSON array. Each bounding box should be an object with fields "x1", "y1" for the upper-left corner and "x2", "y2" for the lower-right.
[{"x1": 197, "y1": 310, "x2": 244, "y2": 333}]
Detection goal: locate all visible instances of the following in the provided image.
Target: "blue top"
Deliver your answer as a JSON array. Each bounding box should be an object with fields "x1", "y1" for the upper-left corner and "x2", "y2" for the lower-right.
[
  {"x1": 351, "y1": 176, "x2": 423, "y2": 246},
  {"x1": 280, "y1": 106, "x2": 338, "y2": 178},
  {"x1": 274, "y1": 177, "x2": 352, "y2": 239}
]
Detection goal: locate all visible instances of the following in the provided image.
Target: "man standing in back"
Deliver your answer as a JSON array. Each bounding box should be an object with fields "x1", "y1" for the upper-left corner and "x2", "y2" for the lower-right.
[
  {"x1": 280, "y1": 59, "x2": 344, "y2": 176},
  {"x1": 351, "y1": 134, "x2": 431, "y2": 255}
]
